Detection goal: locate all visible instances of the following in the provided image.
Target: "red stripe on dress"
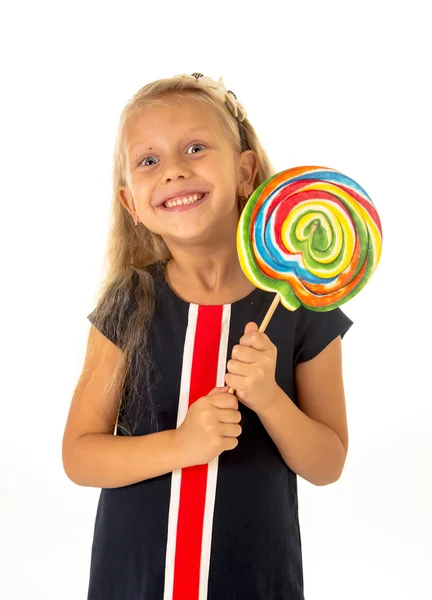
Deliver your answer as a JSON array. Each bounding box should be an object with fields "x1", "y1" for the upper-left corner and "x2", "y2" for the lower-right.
[{"x1": 173, "y1": 305, "x2": 223, "y2": 600}]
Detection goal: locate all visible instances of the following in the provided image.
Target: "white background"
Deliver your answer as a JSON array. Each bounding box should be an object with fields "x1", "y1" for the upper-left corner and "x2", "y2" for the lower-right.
[{"x1": 1, "y1": 0, "x2": 431, "y2": 598}]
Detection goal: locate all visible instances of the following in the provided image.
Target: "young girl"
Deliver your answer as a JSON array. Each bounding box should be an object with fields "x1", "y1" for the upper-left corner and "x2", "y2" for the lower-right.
[{"x1": 62, "y1": 73, "x2": 353, "y2": 600}]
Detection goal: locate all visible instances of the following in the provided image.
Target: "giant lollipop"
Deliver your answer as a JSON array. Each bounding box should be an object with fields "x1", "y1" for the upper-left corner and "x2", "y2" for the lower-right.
[{"x1": 228, "y1": 165, "x2": 383, "y2": 394}]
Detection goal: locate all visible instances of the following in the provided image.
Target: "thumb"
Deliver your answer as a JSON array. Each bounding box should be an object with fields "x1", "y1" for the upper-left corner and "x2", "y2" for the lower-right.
[
  {"x1": 208, "y1": 385, "x2": 229, "y2": 396},
  {"x1": 244, "y1": 321, "x2": 259, "y2": 335}
]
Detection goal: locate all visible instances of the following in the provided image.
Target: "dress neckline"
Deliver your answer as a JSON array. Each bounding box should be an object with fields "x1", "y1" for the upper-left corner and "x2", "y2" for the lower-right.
[{"x1": 153, "y1": 261, "x2": 260, "y2": 308}]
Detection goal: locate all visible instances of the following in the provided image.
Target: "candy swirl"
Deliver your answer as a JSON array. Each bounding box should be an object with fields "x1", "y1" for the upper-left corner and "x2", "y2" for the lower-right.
[{"x1": 237, "y1": 166, "x2": 383, "y2": 312}]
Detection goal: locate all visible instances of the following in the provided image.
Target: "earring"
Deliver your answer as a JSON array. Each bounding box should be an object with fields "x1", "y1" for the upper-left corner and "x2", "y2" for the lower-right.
[
  {"x1": 242, "y1": 187, "x2": 250, "y2": 200},
  {"x1": 134, "y1": 215, "x2": 139, "y2": 226}
]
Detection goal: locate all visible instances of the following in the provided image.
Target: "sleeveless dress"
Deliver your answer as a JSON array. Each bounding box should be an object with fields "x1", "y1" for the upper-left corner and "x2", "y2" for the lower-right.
[{"x1": 86, "y1": 262, "x2": 353, "y2": 600}]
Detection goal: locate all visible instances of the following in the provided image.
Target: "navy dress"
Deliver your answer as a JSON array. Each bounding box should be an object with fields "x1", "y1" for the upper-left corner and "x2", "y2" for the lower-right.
[{"x1": 86, "y1": 262, "x2": 353, "y2": 600}]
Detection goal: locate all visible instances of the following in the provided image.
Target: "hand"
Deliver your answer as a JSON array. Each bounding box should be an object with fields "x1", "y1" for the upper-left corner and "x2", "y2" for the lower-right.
[
  {"x1": 174, "y1": 386, "x2": 242, "y2": 467},
  {"x1": 224, "y1": 322, "x2": 280, "y2": 413}
]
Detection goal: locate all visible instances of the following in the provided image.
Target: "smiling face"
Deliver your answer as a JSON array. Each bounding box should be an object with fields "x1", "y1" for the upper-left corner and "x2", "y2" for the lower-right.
[{"x1": 118, "y1": 95, "x2": 257, "y2": 251}]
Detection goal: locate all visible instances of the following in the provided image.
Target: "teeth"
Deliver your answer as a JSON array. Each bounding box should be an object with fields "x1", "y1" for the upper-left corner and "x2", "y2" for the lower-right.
[{"x1": 164, "y1": 193, "x2": 205, "y2": 208}]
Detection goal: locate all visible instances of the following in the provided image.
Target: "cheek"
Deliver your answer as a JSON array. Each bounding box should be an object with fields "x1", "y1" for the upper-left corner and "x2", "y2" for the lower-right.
[
  {"x1": 211, "y1": 161, "x2": 238, "y2": 193},
  {"x1": 134, "y1": 202, "x2": 164, "y2": 235}
]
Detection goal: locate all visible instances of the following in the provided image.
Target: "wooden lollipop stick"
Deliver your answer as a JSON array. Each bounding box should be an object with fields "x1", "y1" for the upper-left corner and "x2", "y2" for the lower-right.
[
  {"x1": 257, "y1": 292, "x2": 281, "y2": 334},
  {"x1": 228, "y1": 293, "x2": 280, "y2": 395}
]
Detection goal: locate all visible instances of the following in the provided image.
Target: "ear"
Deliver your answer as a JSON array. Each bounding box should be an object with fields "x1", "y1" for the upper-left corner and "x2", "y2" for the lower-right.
[
  {"x1": 118, "y1": 185, "x2": 136, "y2": 219},
  {"x1": 237, "y1": 150, "x2": 259, "y2": 197},
  {"x1": 244, "y1": 321, "x2": 259, "y2": 335}
]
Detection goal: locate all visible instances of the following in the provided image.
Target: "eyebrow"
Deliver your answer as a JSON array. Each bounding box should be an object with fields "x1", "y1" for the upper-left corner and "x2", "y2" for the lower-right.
[{"x1": 128, "y1": 127, "x2": 214, "y2": 155}]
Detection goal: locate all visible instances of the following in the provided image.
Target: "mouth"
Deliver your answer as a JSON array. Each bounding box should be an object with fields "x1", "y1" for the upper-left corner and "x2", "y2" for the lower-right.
[{"x1": 158, "y1": 192, "x2": 208, "y2": 212}]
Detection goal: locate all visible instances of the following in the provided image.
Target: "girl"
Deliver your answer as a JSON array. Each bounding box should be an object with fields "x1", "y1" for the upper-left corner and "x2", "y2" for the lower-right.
[{"x1": 62, "y1": 73, "x2": 353, "y2": 600}]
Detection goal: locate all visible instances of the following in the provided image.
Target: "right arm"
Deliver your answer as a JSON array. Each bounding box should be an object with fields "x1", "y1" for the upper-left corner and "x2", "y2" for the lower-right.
[{"x1": 62, "y1": 325, "x2": 185, "y2": 488}]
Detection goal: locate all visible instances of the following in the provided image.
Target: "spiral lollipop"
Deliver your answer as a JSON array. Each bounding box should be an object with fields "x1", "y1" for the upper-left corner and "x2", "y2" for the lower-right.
[
  {"x1": 227, "y1": 165, "x2": 383, "y2": 396},
  {"x1": 238, "y1": 166, "x2": 382, "y2": 320}
]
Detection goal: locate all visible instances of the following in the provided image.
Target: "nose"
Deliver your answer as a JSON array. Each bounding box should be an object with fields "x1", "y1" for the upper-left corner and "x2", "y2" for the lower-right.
[{"x1": 161, "y1": 153, "x2": 192, "y2": 182}]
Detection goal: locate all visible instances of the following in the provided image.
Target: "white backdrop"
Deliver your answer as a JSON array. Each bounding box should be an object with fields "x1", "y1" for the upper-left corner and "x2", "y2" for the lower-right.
[{"x1": 1, "y1": 0, "x2": 431, "y2": 598}]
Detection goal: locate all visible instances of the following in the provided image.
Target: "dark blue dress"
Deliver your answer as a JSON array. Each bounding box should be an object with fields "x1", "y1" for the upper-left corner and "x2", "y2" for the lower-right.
[{"x1": 86, "y1": 262, "x2": 353, "y2": 599}]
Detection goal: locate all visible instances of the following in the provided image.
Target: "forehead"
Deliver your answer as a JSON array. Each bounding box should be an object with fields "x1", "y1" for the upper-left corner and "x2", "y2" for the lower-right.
[{"x1": 124, "y1": 97, "x2": 225, "y2": 153}]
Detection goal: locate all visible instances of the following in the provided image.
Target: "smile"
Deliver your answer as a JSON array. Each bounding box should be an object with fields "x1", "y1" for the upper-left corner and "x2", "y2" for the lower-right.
[{"x1": 160, "y1": 193, "x2": 208, "y2": 211}]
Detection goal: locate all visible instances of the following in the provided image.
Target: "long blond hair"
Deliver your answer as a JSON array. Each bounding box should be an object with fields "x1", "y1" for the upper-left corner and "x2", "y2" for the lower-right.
[{"x1": 88, "y1": 75, "x2": 276, "y2": 436}]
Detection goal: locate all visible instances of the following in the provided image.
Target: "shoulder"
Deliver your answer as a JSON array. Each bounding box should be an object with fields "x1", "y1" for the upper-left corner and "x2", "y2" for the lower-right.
[
  {"x1": 293, "y1": 305, "x2": 354, "y2": 366},
  {"x1": 87, "y1": 265, "x2": 161, "y2": 349}
]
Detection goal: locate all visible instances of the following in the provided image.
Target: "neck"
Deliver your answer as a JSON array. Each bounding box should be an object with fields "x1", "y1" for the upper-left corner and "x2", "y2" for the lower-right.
[
  {"x1": 166, "y1": 245, "x2": 249, "y2": 294},
  {"x1": 161, "y1": 213, "x2": 252, "y2": 294}
]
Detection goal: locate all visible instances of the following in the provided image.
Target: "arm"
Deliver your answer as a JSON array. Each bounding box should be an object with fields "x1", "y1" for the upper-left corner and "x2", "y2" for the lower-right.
[
  {"x1": 64, "y1": 430, "x2": 183, "y2": 488},
  {"x1": 256, "y1": 336, "x2": 349, "y2": 486},
  {"x1": 62, "y1": 325, "x2": 186, "y2": 489}
]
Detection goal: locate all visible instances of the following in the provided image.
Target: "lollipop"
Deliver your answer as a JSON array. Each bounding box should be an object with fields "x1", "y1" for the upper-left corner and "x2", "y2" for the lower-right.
[
  {"x1": 237, "y1": 165, "x2": 382, "y2": 327},
  {"x1": 227, "y1": 166, "x2": 383, "y2": 394}
]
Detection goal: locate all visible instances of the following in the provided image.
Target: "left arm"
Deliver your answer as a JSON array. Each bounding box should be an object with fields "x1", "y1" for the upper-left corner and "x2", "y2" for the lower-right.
[{"x1": 256, "y1": 336, "x2": 349, "y2": 486}]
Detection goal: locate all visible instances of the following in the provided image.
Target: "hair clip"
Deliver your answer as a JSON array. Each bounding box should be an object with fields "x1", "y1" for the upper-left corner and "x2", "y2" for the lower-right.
[{"x1": 180, "y1": 73, "x2": 247, "y2": 122}]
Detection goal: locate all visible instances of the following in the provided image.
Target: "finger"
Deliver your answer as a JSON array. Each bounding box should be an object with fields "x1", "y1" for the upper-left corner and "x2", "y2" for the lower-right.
[
  {"x1": 226, "y1": 359, "x2": 254, "y2": 377},
  {"x1": 244, "y1": 321, "x2": 259, "y2": 335},
  {"x1": 224, "y1": 371, "x2": 247, "y2": 392},
  {"x1": 231, "y1": 344, "x2": 260, "y2": 364},
  {"x1": 208, "y1": 385, "x2": 229, "y2": 395},
  {"x1": 239, "y1": 332, "x2": 272, "y2": 351}
]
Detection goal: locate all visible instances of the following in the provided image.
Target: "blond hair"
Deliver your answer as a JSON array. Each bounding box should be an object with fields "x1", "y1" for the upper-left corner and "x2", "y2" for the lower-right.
[{"x1": 88, "y1": 75, "x2": 276, "y2": 436}]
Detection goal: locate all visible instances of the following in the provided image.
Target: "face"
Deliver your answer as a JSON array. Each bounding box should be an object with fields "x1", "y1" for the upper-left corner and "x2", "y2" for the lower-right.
[{"x1": 119, "y1": 96, "x2": 256, "y2": 249}]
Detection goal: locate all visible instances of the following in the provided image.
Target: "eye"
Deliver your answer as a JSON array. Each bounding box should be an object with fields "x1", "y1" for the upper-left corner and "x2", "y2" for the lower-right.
[
  {"x1": 139, "y1": 157, "x2": 154, "y2": 166},
  {"x1": 187, "y1": 143, "x2": 206, "y2": 154},
  {"x1": 139, "y1": 156, "x2": 159, "y2": 167},
  {"x1": 138, "y1": 143, "x2": 206, "y2": 167}
]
